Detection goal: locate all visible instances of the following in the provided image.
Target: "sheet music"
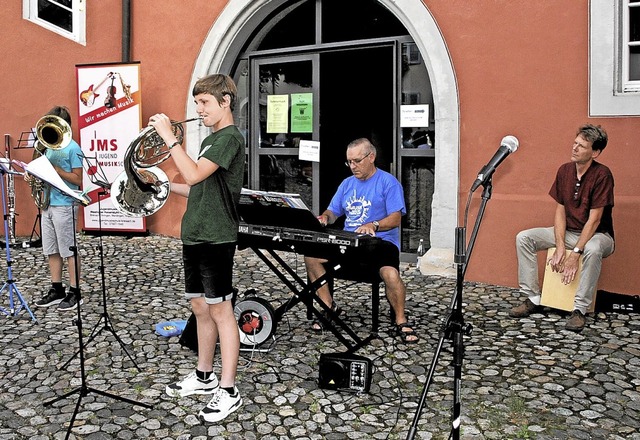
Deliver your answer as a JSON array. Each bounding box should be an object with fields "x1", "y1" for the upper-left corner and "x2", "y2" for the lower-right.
[
  {"x1": 18, "y1": 155, "x2": 90, "y2": 205},
  {"x1": 240, "y1": 188, "x2": 311, "y2": 210}
]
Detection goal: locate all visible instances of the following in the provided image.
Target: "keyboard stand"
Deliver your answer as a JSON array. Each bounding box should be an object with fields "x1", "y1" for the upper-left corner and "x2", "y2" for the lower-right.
[{"x1": 248, "y1": 246, "x2": 376, "y2": 354}]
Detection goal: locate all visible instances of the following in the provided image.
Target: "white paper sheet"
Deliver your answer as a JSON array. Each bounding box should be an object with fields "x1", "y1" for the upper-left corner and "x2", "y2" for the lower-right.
[{"x1": 19, "y1": 155, "x2": 89, "y2": 205}]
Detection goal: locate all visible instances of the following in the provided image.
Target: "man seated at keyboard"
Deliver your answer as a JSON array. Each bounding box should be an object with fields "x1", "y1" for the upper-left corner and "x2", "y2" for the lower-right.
[{"x1": 304, "y1": 138, "x2": 419, "y2": 344}]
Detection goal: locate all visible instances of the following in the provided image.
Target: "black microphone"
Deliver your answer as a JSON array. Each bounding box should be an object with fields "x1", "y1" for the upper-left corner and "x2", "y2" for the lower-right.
[{"x1": 470, "y1": 135, "x2": 519, "y2": 191}]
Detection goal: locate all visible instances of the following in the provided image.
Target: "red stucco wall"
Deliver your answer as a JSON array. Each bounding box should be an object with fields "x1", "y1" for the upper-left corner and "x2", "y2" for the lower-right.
[
  {"x1": 426, "y1": 1, "x2": 639, "y2": 294},
  {"x1": 2, "y1": 1, "x2": 219, "y2": 239}
]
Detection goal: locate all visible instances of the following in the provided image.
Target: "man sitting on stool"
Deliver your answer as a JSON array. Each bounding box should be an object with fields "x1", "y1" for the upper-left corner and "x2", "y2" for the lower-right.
[
  {"x1": 510, "y1": 124, "x2": 614, "y2": 332},
  {"x1": 304, "y1": 138, "x2": 418, "y2": 343}
]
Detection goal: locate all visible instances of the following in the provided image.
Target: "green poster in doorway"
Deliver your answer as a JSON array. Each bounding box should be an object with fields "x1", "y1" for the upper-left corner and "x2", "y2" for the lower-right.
[{"x1": 291, "y1": 93, "x2": 313, "y2": 133}]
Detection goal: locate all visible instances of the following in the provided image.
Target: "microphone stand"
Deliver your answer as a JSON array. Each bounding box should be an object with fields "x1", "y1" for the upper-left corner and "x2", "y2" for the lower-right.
[
  {"x1": 406, "y1": 180, "x2": 493, "y2": 440},
  {"x1": 44, "y1": 201, "x2": 152, "y2": 440}
]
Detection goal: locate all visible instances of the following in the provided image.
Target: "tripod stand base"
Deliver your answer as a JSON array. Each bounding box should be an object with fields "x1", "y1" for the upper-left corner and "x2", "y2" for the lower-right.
[
  {"x1": 1, "y1": 282, "x2": 37, "y2": 322},
  {"x1": 44, "y1": 385, "x2": 152, "y2": 440},
  {"x1": 60, "y1": 312, "x2": 141, "y2": 371},
  {"x1": 21, "y1": 238, "x2": 42, "y2": 248},
  {"x1": 25, "y1": 211, "x2": 43, "y2": 248}
]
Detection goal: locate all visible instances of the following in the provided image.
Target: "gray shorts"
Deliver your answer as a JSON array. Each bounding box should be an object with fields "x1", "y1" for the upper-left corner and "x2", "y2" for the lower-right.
[{"x1": 42, "y1": 206, "x2": 77, "y2": 259}]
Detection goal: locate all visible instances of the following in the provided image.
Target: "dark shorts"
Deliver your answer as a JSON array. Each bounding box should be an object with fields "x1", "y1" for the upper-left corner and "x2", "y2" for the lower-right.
[
  {"x1": 327, "y1": 240, "x2": 400, "y2": 278},
  {"x1": 183, "y1": 242, "x2": 236, "y2": 304}
]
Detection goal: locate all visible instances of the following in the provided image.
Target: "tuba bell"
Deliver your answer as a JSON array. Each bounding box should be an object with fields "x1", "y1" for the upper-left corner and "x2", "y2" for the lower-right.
[
  {"x1": 36, "y1": 115, "x2": 72, "y2": 150},
  {"x1": 110, "y1": 117, "x2": 202, "y2": 217},
  {"x1": 28, "y1": 115, "x2": 73, "y2": 209}
]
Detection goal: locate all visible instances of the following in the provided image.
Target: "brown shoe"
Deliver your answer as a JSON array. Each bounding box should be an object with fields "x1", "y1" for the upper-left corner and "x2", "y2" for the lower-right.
[
  {"x1": 509, "y1": 299, "x2": 539, "y2": 318},
  {"x1": 566, "y1": 310, "x2": 586, "y2": 332}
]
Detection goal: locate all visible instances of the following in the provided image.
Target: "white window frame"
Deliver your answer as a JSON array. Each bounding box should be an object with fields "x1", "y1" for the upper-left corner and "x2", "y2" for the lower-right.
[
  {"x1": 23, "y1": 0, "x2": 86, "y2": 45},
  {"x1": 590, "y1": 0, "x2": 640, "y2": 116},
  {"x1": 622, "y1": 0, "x2": 640, "y2": 91}
]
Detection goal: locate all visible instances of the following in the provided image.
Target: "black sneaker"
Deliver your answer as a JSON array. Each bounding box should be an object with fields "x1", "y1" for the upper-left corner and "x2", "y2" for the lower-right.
[
  {"x1": 57, "y1": 291, "x2": 83, "y2": 311},
  {"x1": 35, "y1": 288, "x2": 66, "y2": 307}
]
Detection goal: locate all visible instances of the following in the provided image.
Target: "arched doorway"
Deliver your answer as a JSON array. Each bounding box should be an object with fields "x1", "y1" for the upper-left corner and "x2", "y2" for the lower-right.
[{"x1": 186, "y1": 0, "x2": 459, "y2": 267}]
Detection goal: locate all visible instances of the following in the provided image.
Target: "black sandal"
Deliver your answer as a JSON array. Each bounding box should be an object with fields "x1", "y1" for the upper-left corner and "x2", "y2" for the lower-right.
[
  {"x1": 395, "y1": 322, "x2": 419, "y2": 344},
  {"x1": 311, "y1": 301, "x2": 342, "y2": 332}
]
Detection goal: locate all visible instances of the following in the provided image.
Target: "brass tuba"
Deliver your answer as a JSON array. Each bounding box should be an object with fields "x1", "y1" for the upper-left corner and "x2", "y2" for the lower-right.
[
  {"x1": 29, "y1": 115, "x2": 73, "y2": 209},
  {"x1": 36, "y1": 115, "x2": 72, "y2": 150},
  {"x1": 110, "y1": 117, "x2": 202, "y2": 217}
]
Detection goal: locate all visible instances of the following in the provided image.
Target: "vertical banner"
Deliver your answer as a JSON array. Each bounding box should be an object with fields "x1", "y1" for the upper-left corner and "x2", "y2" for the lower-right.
[{"x1": 76, "y1": 62, "x2": 145, "y2": 232}]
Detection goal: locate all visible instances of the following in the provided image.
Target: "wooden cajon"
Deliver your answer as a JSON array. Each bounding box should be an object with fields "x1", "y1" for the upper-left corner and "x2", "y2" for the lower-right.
[{"x1": 540, "y1": 248, "x2": 596, "y2": 313}]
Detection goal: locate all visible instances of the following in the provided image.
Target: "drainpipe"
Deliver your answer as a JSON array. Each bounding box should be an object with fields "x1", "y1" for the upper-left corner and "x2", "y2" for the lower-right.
[{"x1": 122, "y1": 0, "x2": 131, "y2": 62}]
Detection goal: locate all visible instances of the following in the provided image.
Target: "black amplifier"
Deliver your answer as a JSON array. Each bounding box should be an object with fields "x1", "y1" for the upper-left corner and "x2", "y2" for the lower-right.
[
  {"x1": 595, "y1": 290, "x2": 639, "y2": 313},
  {"x1": 318, "y1": 352, "x2": 372, "y2": 393}
]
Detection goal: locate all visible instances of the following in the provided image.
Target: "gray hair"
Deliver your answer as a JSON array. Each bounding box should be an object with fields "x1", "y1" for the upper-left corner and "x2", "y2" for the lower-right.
[{"x1": 347, "y1": 138, "x2": 377, "y2": 155}]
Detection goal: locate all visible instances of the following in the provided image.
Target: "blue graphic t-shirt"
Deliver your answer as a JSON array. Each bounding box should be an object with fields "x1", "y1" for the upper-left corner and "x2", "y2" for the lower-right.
[
  {"x1": 327, "y1": 169, "x2": 406, "y2": 249},
  {"x1": 45, "y1": 139, "x2": 83, "y2": 206}
]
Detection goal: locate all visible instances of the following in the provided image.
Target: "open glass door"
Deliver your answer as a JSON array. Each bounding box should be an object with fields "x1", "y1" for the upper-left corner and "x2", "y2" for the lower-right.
[{"x1": 249, "y1": 54, "x2": 320, "y2": 212}]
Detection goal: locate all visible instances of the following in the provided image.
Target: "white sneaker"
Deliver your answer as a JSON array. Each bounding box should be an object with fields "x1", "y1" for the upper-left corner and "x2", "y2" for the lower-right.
[
  {"x1": 199, "y1": 386, "x2": 242, "y2": 423},
  {"x1": 166, "y1": 371, "x2": 219, "y2": 397}
]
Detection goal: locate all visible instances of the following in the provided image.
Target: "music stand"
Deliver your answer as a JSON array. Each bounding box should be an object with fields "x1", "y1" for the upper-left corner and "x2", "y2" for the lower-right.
[
  {"x1": 60, "y1": 153, "x2": 142, "y2": 371},
  {"x1": 35, "y1": 155, "x2": 151, "y2": 440},
  {"x1": 0, "y1": 160, "x2": 36, "y2": 321}
]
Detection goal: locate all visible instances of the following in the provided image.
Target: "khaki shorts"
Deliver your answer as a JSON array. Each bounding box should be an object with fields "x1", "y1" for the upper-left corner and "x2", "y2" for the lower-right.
[{"x1": 42, "y1": 205, "x2": 77, "y2": 259}]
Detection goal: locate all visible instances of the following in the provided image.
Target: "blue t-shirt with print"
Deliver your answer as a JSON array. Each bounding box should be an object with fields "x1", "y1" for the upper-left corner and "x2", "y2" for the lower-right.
[
  {"x1": 45, "y1": 139, "x2": 83, "y2": 206},
  {"x1": 327, "y1": 168, "x2": 406, "y2": 250}
]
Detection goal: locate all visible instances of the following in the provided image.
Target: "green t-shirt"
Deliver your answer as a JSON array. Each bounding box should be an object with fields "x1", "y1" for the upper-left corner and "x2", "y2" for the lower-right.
[{"x1": 181, "y1": 125, "x2": 245, "y2": 245}]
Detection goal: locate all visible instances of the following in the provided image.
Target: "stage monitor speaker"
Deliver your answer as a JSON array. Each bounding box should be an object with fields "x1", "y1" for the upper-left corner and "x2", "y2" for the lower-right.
[{"x1": 318, "y1": 352, "x2": 372, "y2": 393}]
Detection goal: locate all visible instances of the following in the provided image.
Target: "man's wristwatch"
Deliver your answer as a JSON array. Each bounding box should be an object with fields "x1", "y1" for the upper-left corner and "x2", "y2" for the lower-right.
[
  {"x1": 372, "y1": 221, "x2": 380, "y2": 232},
  {"x1": 572, "y1": 247, "x2": 584, "y2": 254}
]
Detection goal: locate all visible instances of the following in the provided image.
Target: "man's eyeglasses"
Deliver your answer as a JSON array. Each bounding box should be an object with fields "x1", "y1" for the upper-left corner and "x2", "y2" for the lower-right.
[{"x1": 345, "y1": 152, "x2": 371, "y2": 167}]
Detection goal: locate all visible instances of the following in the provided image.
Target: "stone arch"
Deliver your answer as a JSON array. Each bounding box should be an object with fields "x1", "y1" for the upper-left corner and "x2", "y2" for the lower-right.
[{"x1": 187, "y1": 0, "x2": 459, "y2": 270}]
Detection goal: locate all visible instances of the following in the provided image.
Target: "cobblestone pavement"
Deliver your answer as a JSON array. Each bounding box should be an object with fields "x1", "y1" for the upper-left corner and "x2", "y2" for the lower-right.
[{"x1": 0, "y1": 234, "x2": 638, "y2": 440}]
